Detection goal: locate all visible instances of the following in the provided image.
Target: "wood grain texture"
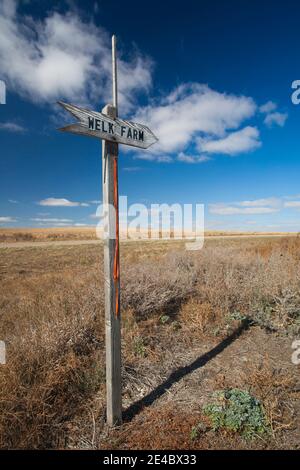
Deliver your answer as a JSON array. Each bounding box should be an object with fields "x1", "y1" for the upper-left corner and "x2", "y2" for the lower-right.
[
  {"x1": 102, "y1": 104, "x2": 122, "y2": 426},
  {"x1": 58, "y1": 101, "x2": 158, "y2": 149}
]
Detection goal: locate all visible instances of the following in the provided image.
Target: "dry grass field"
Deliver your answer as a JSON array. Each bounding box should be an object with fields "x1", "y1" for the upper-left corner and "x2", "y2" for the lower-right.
[
  {"x1": 0, "y1": 227, "x2": 97, "y2": 243},
  {"x1": 0, "y1": 227, "x2": 293, "y2": 243},
  {"x1": 0, "y1": 234, "x2": 300, "y2": 449}
]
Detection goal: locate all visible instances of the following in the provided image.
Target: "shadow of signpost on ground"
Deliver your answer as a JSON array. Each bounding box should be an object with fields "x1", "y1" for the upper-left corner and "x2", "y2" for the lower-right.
[{"x1": 123, "y1": 319, "x2": 251, "y2": 422}]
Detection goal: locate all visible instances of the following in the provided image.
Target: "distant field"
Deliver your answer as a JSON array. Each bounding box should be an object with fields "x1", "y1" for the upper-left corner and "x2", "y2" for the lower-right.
[
  {"x1": 0, "y1": 227, "x2": 97, "y2": 243},
  {"x1": 0, "y1": 227, "x2": 297, "y2": 243},
  {"x1": 0, "y1": 236, "x2": 299, "y2": 449}
]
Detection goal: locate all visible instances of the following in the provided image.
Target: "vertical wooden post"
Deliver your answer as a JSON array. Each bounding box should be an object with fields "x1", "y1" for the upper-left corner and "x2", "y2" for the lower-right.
[
  {"x1": 102, "y1": 105, "x2": 121, "y2": 427},
  {"x1": 112, "y1": 35, "x2": 118, "y2": 114},
  {"x1": 102, "y1": 35, "x2": 122, "y2": 427}
]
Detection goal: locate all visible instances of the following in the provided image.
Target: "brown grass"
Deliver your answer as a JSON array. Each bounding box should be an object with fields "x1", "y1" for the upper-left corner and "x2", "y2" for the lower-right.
[
  {"x1": 0, "y1": 236, "x2": 300, "y2": 448},
  {"x1": 0, "y1": 227, "x2": 97, "y2": 243},
  {"x1": 0, "y1": 227, "x2": 296, "y2": 243}
]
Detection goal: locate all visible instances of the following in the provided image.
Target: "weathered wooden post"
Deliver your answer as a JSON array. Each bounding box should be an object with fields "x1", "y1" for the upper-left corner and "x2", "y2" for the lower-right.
[{"x1": 102, "y1": 35, "x2": 122, "y2": 426}]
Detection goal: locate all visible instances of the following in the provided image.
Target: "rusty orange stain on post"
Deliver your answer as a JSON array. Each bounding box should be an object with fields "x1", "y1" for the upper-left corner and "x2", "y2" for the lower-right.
[{"x1": 113, "y1": 155, "x2": 120, "y2": 316}]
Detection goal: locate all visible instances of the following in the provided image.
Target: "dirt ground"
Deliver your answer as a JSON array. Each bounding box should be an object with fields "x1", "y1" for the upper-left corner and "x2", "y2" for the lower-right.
[{"x1": 101, "y1": 326, "x2": 300, "y2": 450}]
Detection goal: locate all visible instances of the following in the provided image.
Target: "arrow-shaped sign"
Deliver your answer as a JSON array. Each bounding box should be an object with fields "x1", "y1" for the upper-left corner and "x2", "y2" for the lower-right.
[{"x1": 58, "y1": 101, "x2": 158, "y2": 149}]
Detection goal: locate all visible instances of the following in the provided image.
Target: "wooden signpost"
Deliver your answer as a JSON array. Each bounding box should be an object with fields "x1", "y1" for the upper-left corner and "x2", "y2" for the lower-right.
[{"x1": 58, "y1": 35, "x2": 158, "y2": 426}]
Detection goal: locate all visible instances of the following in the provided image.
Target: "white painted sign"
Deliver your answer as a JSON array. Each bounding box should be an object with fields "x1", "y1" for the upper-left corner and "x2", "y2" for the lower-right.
[{"x1": 58, "y1": 101, "x2": 158, "y2": 149}]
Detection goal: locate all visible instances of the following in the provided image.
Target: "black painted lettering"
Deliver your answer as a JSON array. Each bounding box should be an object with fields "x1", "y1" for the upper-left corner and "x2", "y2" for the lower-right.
[
  {"x1": 127, "y1": 128, "x2": 132, "y2": 139},
  {"x1": 95, "y1": 119, "x2": 101, "y2": 131},
  {"x1": 121, "y1": 126, "x2": 126, "y2": 137},
  {"x1": 138, "y1": 130, "x2": 144, "y2": 141},
  {"x1": 88, "y1": 117, "x2": 95, "y2": 129},
  {"x1": 108, "y1": 123, "x2": 114, "y2": 134},
  {"x1": 102, "y1": 120, "x2": 107, "y2": 133},
  {"x1": 133, "y1": 129, "x2": 138, "y2": 140}
]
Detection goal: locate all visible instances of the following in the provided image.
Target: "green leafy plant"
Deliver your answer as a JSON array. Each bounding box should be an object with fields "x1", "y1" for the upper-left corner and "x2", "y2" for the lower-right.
[
  {"x1": 203, "y1": 388, "x2": 270, "y2": 439},
  {"x1": 190, "y1": 422, "x2": 207, "y2": 441},
  {"x1": 159, "y1": 315, "x2": 170, "y2": 325},
  {"x1": 227, "y1": 311, "x2": 248, "y2": 322},
  {"x1": 133, "y1": 336, "x2": 147, "y2": 357},
  {"x1": 213, "y1": 327, "x2": 221, "y2": 337},
  {"x1": 172, "y1": 320, "x2": 181, "y2": 331}
]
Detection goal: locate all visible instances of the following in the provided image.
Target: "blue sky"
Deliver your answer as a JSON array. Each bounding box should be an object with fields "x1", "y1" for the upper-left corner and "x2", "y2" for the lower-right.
[{"x1": 0, "y1": 0, "x2": 300, "y2": 231}]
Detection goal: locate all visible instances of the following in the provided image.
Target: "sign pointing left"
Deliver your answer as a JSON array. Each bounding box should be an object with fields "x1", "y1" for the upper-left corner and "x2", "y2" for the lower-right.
[{"x1": 58, "y1": 101, "x2": 158, "y2": 149}]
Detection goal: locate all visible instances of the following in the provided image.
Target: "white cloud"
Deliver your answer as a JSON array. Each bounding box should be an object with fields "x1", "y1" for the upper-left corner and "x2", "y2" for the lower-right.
[
  {"x1": 259, "y1": 101, "x2": 277, "y2": 114},
  {"x1": 238, "y1": 197, "x2": 281, "y2": 208},
  {"x1": 73, "y1": 223, "x2": 92, "y2": 227},
  {"x1": 177, "y1": 152, "x2": 211, "y2": 164},
  {"x1": 0, "y1": 1, "x2": 286, "y2": 165},
  {"x1": 259, "y1": 101, "x2": 288, "y2": 128},
  {"x1": 210, "y1": 196, "x2": 300, "y2": 216},
  {"x1": 209, "y1": 197, "x2": 281, "y2": 215},
  {"x1": 31, "y1": 218, "x2": 73, "y2": 223},
  {"x1": 134, "y1": 153, "x2": 172, "y2": 163},
  {"x1": 123, "y1": 166, "x2": 142, "y2": 172},
  {"x1": 0, "y1": 216, "x2": 16, "y2": 223},
  {"x1": 207, "y1": 195, "x2": 300, "y2": 231},
  {"x1": 197, "y1": 126, "x2": 261, "y2": 156},
  {"x1": 38, "y1": 197, "x2": 89, "y2": 207},
  {"x1": 132, "y1": 83, "x2": 257, "y2": 161},
  {"x1": 284, "y1": 194, "x2": 300, "y2": 200},
  {"x1": 0, "y1": 122, "x2": 26, "y2": 133},
  {"x1": 264, "y1": 112, "x2": 288, "y2": 128},
  {"x1": 39, "y1": 222, "x2": 70, "y2": 227},
  {"x1": 131, "y1": 88, "x2": 287, "y2": 162},
  {"x1": 209, "y1": 204, "x2": 278, "y2": 215},
  {"x1": 284, "y1": 201, "x2": 300, "y2": 208},
  {"x1": 8, "y1": 199, "x2": 18, "y2": 204},
  {"x1": 0, "y1": 1, "x2": 152, "y2": 113}
]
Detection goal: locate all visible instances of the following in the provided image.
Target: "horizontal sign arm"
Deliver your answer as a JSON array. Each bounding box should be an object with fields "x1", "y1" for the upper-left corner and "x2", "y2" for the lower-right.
[{"x1": 57, "y1": 101, "x2": 158, "y2": 149}]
